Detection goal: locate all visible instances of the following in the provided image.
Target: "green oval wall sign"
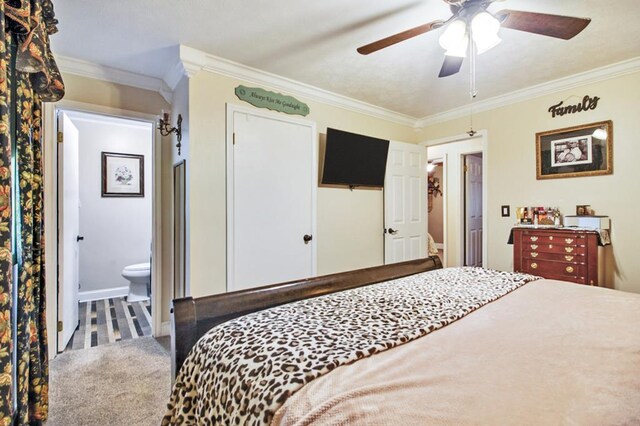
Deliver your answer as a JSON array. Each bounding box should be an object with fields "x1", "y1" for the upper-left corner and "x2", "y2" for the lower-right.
[{"x1": 235, "y1": 85, "x2": 310, "y2": 117}]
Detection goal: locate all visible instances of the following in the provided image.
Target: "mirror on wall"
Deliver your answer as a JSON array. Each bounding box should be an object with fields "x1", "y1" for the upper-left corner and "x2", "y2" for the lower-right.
[{"x1": 173, "y1": 160, "x2": 186, "y2": 299}]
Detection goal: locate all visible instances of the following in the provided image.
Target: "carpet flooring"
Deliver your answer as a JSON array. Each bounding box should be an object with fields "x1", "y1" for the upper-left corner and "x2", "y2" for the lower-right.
[
  {"x1": 48, "y1": 336, "x2": 171, "y2": 425},
  {"x1": 66, "y1": 298, "x2": 152, "y2": 351}
]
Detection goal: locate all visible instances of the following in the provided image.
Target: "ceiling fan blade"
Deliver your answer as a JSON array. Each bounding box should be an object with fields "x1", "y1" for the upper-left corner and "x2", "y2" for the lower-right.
[
  {"x1": 438, "y1": 56, "x2": 464, "y2": 78},
  {"x1": 357, "y1": 20, "x2": 445, "y2": 55},
  {"x1": 495, "y1": 9, "x2": 591, "y2": 40}
]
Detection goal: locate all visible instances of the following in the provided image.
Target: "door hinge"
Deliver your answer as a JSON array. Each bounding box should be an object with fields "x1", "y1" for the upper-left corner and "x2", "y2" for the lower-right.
[
  {"x1": 464, "y1": 164, "x2": 468, "y2": 172},
  {"x1": 233, "y1": 132, "x2": 236, "y2": 145},
  {"x1": 57, "y1": 132, "x2": 63, "y2": 143},
  {"x1": 57, "y1": 321, "x2": 63, "y2": 332}
]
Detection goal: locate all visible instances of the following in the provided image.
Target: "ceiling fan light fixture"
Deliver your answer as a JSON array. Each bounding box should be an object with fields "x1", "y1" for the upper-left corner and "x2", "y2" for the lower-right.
[
  {"x1": 474, "y1": 33, "x2": 502, "y2": 54},
  {"x1": 471, "y1": 11, "x2": 501, "y2": 54},
  {"x1": 439, "y1": 19, "x2": 468, "y2": 56},
  {"x1": 444, "y1": 38, "x2": 468, "y2": 57}
]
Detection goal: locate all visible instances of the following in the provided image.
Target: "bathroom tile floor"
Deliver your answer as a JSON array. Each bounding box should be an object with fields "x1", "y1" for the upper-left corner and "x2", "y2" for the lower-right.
[{"x1": 65, "y1": 297, "x2": 152, "y2": 352}]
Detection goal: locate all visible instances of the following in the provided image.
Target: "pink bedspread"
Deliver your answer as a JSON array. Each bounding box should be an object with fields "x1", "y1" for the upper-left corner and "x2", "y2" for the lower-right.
[{"x1": 273, "y1": 279, "x2": 640, "y2": 425}]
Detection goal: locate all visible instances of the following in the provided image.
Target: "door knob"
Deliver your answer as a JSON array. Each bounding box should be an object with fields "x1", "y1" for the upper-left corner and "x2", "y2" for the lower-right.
[
  {"x1": 303, "y1": 234, "x2": 313, "y2": 244},
  {"x1": 77, "y1": 235, "x2": 84, "y2": 242},
  {"x1": 388, "y1": 228, "x2": 398, "y2": 235}
]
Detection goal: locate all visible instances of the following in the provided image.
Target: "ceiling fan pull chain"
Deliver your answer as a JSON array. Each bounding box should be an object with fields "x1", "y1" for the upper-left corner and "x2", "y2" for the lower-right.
[
  {"x1": 469, "y1": 31, "x2": 477, "y2": 100},
  {"x1": 467, "y1": 31, "x2": 478, "y2": 137}
]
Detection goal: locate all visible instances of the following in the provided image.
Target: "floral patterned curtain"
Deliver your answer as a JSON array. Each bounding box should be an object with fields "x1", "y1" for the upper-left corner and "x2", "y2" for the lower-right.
[
  {"x1": 0, "y1": 0, "x2": 64, "y2": 424},
  {"x1": 0, "y1": 2, "x2": 13, "y2": 421}
]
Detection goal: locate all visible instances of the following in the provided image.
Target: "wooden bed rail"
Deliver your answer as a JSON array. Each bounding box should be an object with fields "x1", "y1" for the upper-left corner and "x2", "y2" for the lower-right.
[{"x1": 171, "y1": 256, "x2": 442, "y2": 379}]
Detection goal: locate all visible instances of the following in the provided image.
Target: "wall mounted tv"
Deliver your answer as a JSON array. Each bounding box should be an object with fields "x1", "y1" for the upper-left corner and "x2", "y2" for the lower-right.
[{"x1": 321, "y1": 128, "x2": 390, "y2": 188}]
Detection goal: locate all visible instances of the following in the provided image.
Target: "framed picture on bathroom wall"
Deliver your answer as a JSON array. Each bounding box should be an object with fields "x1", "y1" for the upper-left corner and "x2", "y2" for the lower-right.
[{"x1": 101, "y1": 152, "x2": 144, "y2": 197}]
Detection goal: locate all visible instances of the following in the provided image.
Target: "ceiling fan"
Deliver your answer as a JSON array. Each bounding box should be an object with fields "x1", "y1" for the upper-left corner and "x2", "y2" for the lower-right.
[{"x1": 357, "y1": 0, "x2": 591, "y2": 78}]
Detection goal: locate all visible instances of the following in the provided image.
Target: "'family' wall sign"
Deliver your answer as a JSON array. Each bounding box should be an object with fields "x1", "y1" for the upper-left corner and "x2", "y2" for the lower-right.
[
  {"x1": 235, "y1": 85, "x2": 310, "y2": 117},
  {"x1": 548, "y1": 95, "x2": 600, "y2": 118}
]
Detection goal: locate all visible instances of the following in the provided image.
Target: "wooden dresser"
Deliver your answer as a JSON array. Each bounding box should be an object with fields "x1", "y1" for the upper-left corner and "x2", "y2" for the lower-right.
[{"x1": 512, "y1": 227, "x2": 599, "y2": 285}]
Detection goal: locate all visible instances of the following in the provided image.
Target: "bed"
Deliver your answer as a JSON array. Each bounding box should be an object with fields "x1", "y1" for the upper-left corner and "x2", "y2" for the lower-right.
[{"x1": 165, "y1": 257, "x2": 640, "y2": 425}]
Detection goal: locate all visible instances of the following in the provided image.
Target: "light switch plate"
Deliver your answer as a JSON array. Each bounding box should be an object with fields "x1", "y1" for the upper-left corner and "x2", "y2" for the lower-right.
[{"x1": 501, "y1": 205, "x2": 510, "y2": 217}]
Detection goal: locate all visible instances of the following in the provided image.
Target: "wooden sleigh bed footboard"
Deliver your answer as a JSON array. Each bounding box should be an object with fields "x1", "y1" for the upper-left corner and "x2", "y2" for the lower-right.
[{"x1": 170, "y1": 256, "x2": 443, "y2": 378}]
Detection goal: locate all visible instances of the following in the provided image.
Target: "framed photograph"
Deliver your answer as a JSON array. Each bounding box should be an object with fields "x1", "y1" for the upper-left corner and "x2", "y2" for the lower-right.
[
  {"x1": 536, "y1": 120, "x2": 612, "y2": 179},
  {"x1": 101, "y1": 152, "x2": 144, "y2": 197}
]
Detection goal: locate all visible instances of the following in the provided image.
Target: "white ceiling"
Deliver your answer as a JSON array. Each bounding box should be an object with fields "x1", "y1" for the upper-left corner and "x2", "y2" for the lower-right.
[{"x1": 50, "y1": 0, "x2": 640, "y2": 118}]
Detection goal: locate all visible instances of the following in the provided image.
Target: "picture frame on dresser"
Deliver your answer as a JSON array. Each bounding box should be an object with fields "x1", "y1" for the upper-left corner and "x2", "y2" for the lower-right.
[{"x1": 536, "y1": 120, "x2": 613, "y2": 180}]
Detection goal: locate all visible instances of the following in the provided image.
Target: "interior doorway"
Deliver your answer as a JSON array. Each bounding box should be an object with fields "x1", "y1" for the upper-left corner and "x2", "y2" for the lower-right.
[
  {"x1": 55, "y1": 109, "x2": 156, "y2": 352},
  {"x1": 226, "y1": 104, "x2": 317, "y2": 291},
  {"x1": 464, "y1": 153, "x2": 483, "y2": 267},
  {"x1": 423, "y1": 132, "x2": 487, "y2": 268},
  {"x1": 427, "y1": 157, "x2": 445, "y2": 264}
]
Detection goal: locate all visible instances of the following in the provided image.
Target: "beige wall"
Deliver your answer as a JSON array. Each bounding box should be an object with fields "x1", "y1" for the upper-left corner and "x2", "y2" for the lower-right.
[
  {"x1": 185, "y1": 71, "x2": 419, "y2": 298},
  {"x1": 54, "y1": 74, "x2": 175, "y2": 324},
  {"x1": 63, "y1": 75, "x2": 170, "y2": 116},
  {"x1": 418, "y1": 71, "x2": 640, "y2": 293}
]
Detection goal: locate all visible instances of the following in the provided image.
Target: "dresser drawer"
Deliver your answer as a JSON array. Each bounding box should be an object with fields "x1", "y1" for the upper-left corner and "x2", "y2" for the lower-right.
[
  {"x1": 522, "y1": 232, "x2": 585, "y2": 245},
  {"x1": 523, "y1": 243, "x2": 586, "y2": 255},
  {"x1": 522, "y1": 251, "x2": 587, "y2": 263},
  {"x1": 512, "y1": 227, "x2": 600, "y2": 286},
  {"x1": 523, "y1": 259, "x2": 586, "y2": 279}
]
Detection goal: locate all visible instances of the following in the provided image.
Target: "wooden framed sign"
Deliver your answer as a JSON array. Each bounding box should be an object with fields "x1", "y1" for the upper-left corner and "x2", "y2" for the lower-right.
[{"x1": 235, "y1": 85, "x2": 310, "y2": 116}]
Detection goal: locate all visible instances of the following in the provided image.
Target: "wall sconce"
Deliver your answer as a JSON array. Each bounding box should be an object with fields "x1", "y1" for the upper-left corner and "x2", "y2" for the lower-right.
[{"x1": 159, "y1": 111, "x2": 183, "y2": 155}]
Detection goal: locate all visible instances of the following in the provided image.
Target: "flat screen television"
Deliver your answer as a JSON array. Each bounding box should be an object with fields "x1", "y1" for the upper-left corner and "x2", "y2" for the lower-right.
[{"x1": 321, "y1": 128, "x2": 390, "y2": 188}]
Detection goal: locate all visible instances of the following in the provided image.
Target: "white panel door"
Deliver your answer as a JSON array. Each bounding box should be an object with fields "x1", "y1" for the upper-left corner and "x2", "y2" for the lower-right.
[
  {"x1": 465, "y1": 154, "x2": 483, "y2": 267},
  {"x1": 384, "y1": 141, "x2": 426, "y2": 264},
  {"x1": 57, "y1": 112, "x2": 80, "y2": 351},
  {"x1": 229, "y1": 108, "x2": 316, "y2": 291}
]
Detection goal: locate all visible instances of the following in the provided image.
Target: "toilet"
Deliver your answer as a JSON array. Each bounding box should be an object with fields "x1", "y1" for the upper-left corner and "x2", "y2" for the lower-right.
[{"x1": 122, "y1": 262, "x2": 151, "y2": 302}]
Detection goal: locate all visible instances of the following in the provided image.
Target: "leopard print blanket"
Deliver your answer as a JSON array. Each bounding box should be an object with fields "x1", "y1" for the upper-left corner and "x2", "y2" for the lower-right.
[{"x1": 163, "y1": 267, "x2": 539, "y2": 425}]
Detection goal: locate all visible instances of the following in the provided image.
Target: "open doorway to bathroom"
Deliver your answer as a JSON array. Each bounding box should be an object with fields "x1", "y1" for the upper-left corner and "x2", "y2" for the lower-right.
[{"x1": 56, "y1": 110, "x2": 155, "y2": 352}]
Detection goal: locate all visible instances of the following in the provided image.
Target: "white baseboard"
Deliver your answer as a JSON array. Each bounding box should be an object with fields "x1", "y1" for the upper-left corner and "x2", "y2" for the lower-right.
[
  {"x1": 435, "y1": 243, "x2": 444, "y2": 250},
  {"x1": 78, "y1": 286, "x2": 129, "y2": 302},
  {"x1": 159, "y1": 321, "x2": 171, "y2": 337}
]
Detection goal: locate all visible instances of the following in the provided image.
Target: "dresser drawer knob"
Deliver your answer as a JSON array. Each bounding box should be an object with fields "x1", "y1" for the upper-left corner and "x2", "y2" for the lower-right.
[
  {"x1": 548, "y1": 244, "x2": 553, "y2": 249},
  {"x1": 530, "y1": 236, "x2": 538, "y2": 242},
  {"x1": 531, "y1": 252, "x2": 538, "y2": 258},
  {"x1": 565, "y1": 247, "x2": 574, "y2": 253},
  {"x1": 565, "y1": 255, "x2": 574, "y2": 261},
  {"x1": 531, "y1": 263, "x2": 538, "y2": 269},
  {"x1": 566, "y1": 266, "x2": 574, "y2": 273},
  {"x1": 531, "y1": 244, "x2": 538, "y2": 249},
  {"x1": 565, "y1": 238, "x2": 574, "y2": 244},
  {"x1": 549, "y1": 236, "x2": 554, "y2": 241}
]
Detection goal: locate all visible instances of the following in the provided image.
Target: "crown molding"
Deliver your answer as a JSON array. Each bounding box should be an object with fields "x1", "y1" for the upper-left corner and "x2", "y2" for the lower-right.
[
  {"x1": 171, "y1": 45, "x2": 416, "y2": 127},
  {"x1": 163, "y1": 45, "x2": 207, "y2": 91},
  {"x1": 180, "y1": 45, "x2": 207, "y2": 78},
  {"x1": 163, "y1": 60, "x2": 187, "y2": 92},
  {"x1": 56, "y1": 55, "x2": 173, "y2": 104},
  {"x1": 56, "y1": 50, "x2": 640, "y2": 130},
  {"x1": 415, "y1": 56, "x2": 640, "y2": 128}
]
